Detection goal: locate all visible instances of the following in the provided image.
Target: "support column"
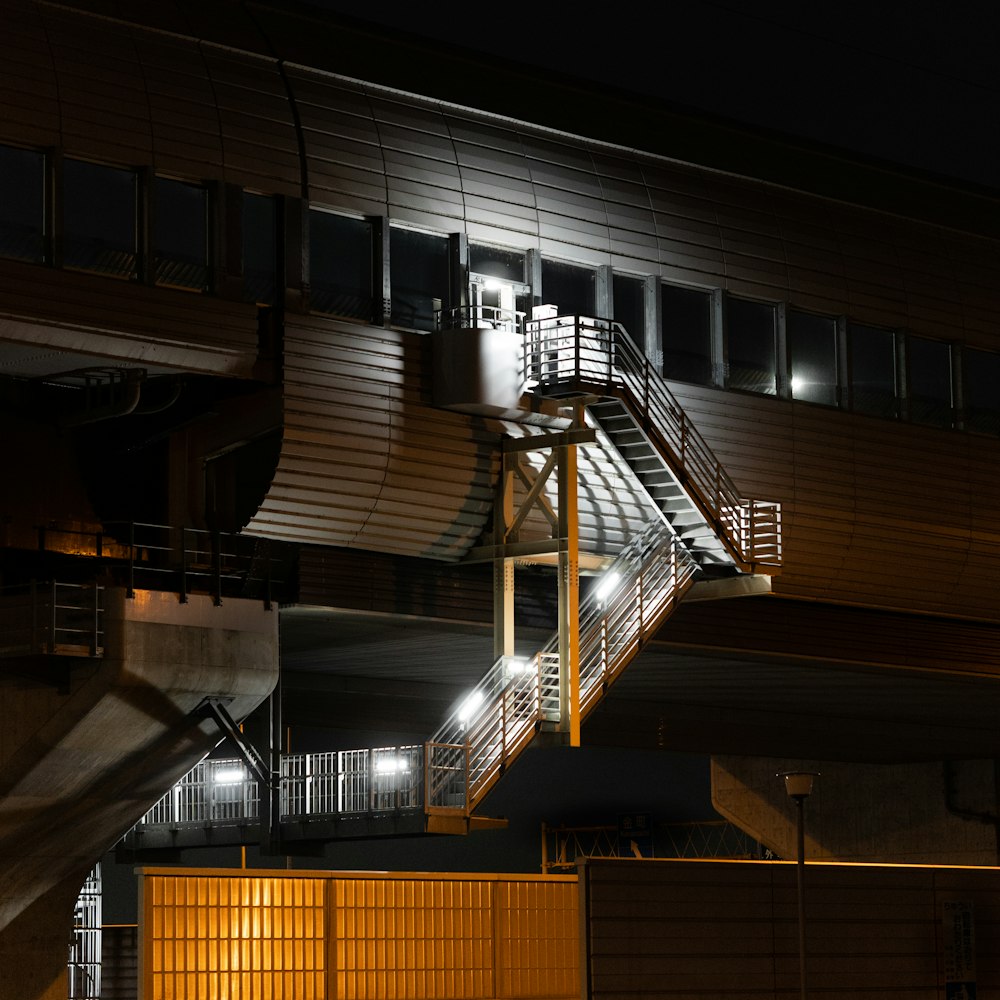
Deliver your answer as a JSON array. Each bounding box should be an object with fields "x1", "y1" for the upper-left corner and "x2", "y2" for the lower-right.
[
  {"x1": 494, "y1": 457, "x2": 515, "y2": 661},
  {"x1": 557, "y1": 438, "x2": 581, "y2": 746}
]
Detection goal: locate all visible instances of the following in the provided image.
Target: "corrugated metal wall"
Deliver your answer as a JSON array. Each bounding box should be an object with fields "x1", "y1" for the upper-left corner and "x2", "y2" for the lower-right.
[
  {"x1": 4, "y1": 0, "x2": 1000, "y2": 610},
  {"x1": 140, "y1": 868, "x2": 578, "y2": 1000},
  {"x1": 582, "y1": 858, "x2": 1000, "y2": 998}
]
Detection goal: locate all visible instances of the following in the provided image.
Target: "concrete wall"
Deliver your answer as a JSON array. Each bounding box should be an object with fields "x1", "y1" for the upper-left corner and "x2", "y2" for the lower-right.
[
  {"x1": 581, "y1": 857, "x2": 1000, "y2": 998},
  {"x1": 712, "y1": 756, "x2": 998, "y2": 866},
  {"x1": 0, "y1": 588, "x2": 277, "y2": 1000}
]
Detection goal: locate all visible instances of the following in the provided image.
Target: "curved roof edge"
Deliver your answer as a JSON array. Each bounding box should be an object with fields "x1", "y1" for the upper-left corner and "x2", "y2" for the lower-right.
[{"x1": 41, "y1": 0, "x2": 1000, "y2": 240}]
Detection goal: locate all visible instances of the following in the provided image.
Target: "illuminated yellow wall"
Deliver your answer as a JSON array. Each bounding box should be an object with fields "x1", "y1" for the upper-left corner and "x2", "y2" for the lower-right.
[{"x1": 140, "y1": 869, "x2": 579, "y2": 1000}]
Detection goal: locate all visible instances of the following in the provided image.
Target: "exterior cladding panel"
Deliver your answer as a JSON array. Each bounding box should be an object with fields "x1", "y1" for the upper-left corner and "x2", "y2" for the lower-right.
[
  {"x1": 581, "y1": 858, "x2": 1000, "y2": 998},
  {"x1": 670, "y1": 381, "x2": 1000, "y2": 620},
  {"x1": 249, "y1": 316, "x2": 654, "y2": 559}
]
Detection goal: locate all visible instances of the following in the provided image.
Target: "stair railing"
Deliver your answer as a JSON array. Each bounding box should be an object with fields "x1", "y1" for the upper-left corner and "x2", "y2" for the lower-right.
[
  {"x1": 425, "y1": 521, "x2": 699, "y2": 815},
  {"x1": 523, "y1": 315, "x2": 782, "y2": 569}
]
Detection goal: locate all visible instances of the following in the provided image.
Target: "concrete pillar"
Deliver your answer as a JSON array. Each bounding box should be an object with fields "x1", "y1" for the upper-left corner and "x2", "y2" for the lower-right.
[
  {"x1": 712, "y1": 755, "x2": 999, "y2": 865},
  {"x1": 0, "y1": 587, "x2": 278, "y2": 998}
]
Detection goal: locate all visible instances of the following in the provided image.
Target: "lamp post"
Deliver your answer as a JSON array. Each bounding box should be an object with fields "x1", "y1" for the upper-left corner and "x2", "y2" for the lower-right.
[{"x1": 779, "y1": 771, "x2": 818, "y2": 1000}]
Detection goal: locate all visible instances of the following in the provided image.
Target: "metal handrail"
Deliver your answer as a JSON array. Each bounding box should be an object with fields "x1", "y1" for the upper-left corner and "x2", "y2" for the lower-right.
[
  {"x1": 26, "y1": 520, "x2": 288, "y2": 605},
  {"x1": 136, "y1": 746, "x2": 424, "y2": 829},
  {"x1": 0, "y1": 580, "x2": 104, "y2": 657},
  {"x1": 523, "y1": 315, "x2": 782, "y2": 568},
  {"x1": 437, "y1": 304, "x2": 526, "y2": 334},
  {"x1": 425, "y1": 521, "x2": 700, "y2": 815}
]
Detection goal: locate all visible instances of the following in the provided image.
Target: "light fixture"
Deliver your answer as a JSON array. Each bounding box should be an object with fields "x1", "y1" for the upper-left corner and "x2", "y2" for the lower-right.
[
  {"x1": 781, "y1": 771, "x2": 817, "y2": 800},
  {"x1": 457, "y1": 689, "x2": 484, "y2": 724},
  {"x1": 503, "y1": 656, "x2": 531, "y2": 679},
  {"x1": 375, "y1": 756, "x2": 409, "y2": 775},
  {"x1": 777, "y1": 770, "x2": 819, "y2": 1000},
  {"x1": 594, "y1": 570, "x2": 621, "y2": 604},
  {"x1": 213, "y1": 767, "x2": 245, "y2": 784}
]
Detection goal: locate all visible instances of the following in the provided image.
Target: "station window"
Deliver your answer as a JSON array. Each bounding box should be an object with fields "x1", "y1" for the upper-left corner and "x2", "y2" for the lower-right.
[
  {"x1": 907, "y1": 335, "x2": 953, "y2": 428},
  {"x1": 788, "y1": 310, "x2": 838, "y2": 406},
  {"x1": 849, "y1": 324, "x2": 897, "y2": 418},
  {"x1": 309, "y1": 210, "x2": 373, "y2": 321},
  {"x1": 469, "y1": 244, "x2": 525, "y2": 283},
  {"x1": 390, "y1": 227, "x2": 449, "y2": 331},
  {"x1": 154, "y1": 177, "x2": 208, "y2": 291},
  {"x1": 612, "y1": 274, "x2": 645, "y2": 346},
  {"x1": 962, "y1": 347, "x2": 1000, "y2": 435},
  {"x1": 243, "y1": 193, "x2": 277, "y2": 305},
  {"x1": 726, "y1": 296, "x2": 777, "y2": 395},
  {"x1": 540, "y1": 259, "x2": 595, "y2": 317},
  {"x1": 662, "y1": 283, "x2": 712, "y2": 385},
  {"x1": 63, "y1": 159, "x2": 138, "y2": 278},
  {"x1": 0, "y1": 144, "x2": 44, "y2": 262}
]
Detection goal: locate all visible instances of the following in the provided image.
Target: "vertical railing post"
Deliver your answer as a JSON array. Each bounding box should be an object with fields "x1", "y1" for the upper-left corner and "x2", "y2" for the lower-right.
[
  {"x1": 91, "y1": 580, "x2": 99, "y2": 656},
  {"x1": 179, "y1": 526, "x2": 188, "y2": 603},
  {"x1": 367, "y1": 749, "x2": 375, "y2": 812},
  {"x1": 49, "y1": 579, "x2": 57, "y2": 652},
  {"x1": 464, "y1": 741, "x2": 471, "y2": 815},
  {"x1": 30, "y1": 578, "x2": 38, "y2": 654},
  {"x1": 127, "y1": 522, "x2": 135, "y2": 599},
  {"x1": 212, "y1": 529, "x2": 222, "y2": 606}
]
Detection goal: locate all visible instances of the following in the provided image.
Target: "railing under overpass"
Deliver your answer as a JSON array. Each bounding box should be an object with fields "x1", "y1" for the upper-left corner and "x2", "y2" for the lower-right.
[{"x1": 0, "y1": 523, "x2": 293, "y2": 663}]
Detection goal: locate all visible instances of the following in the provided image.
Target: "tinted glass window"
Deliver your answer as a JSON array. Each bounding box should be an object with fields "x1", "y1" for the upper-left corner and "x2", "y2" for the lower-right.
[
  {"x1": 849, "y1": 324, "x2": 897, "y2": 418},
  {"x1": 310, "y1": 210, "x2": 373, "y2": 321},
  {"x1": 612, "y1": 274, "x2": 644, "y2": 346},
  {"x1": 64, "y1": 159, "x2": 137, "y2": 278},
  {"x1": 963, "y1": 347, "x2": 1000, "y2": 435},
  {"x1": 662, "y1": 284, "x2": 712, "y2": 385},
  {"x1": 541, "y1": 259, "x2": 595, "y2": 317},
  {"x1": 727, "y1": 297, "x2": 776, "y2": 395},
  {"x1": 469, "y1": 244, "x2": 524, "y2": 282},
  {"x1": 243, "y1": 193, "x2": 276, "y2": 305},
  {"x1": 788, "y1": 310, "x2": 838, "y2": 406},
  {"x1": 0, "y1": 144, "x2": 44, "y2": 261},
  {"x1": 390, "y1": 227, "x2": 449, "y2": 331},
  {"x1": 908, "y1": 336, "x2": 952, "y2": 428},
  {"x1": 154, "y1": 177, "x2": 208, "y2": 290}
]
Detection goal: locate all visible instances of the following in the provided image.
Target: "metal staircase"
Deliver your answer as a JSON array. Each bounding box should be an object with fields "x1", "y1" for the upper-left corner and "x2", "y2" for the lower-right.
[
  {"x1": 426, "y1": 521, "x2": 700, "y2": 815},
  {"x1": 425, "y1": 313, "x2": 781, "y2": 817},
  {"x1": 524, "y1": 313, "x2": 781, "y2": 573}
]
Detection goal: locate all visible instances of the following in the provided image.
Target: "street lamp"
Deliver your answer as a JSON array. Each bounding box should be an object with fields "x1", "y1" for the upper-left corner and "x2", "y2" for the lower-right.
[{"x1": 778, "y1": 771, "x2": 819, "y2": 1000}]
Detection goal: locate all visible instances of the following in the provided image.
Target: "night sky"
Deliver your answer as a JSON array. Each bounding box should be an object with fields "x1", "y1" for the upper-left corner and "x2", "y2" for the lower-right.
[{"x1": 303, "y1": 0, "x2": 1000, "y2": 191}]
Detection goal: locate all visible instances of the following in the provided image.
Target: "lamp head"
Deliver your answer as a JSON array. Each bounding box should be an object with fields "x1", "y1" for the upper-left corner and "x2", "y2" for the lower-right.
[{"x1": 778, "y1": 770, "x2": 819, "y2": 801}]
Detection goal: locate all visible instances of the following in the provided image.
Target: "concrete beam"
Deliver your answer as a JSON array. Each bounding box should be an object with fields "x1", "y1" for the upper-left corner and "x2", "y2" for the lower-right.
[{"x1": 0, "y1": 588, "x2": 278, "y2": 999}]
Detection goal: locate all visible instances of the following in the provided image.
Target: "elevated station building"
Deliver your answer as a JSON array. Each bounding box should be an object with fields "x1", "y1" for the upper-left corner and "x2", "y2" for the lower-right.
[{"x1": 3, "y1": 1, "x2": 1000, "y2": 996}]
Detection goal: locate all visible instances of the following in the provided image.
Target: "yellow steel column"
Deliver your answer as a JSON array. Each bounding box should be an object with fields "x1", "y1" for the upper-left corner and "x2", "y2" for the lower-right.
[{"x1": 557, "y1": 437, "x2": 581, "y2": 746}]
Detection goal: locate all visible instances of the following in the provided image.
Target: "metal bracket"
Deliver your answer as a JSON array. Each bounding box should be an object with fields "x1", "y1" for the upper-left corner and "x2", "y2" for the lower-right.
[{"x1": 200, "y1": 697, "x2": 272, "y2": 789}]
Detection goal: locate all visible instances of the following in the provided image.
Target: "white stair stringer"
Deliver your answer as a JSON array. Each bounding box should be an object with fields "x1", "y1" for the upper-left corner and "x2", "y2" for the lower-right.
[{"x1": 425, "y1": 521, "x2": 699, "y2": 817}]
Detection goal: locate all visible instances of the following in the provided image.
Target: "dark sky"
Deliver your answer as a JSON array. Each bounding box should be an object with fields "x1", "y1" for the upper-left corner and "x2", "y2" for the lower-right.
[{"x1": 302, "y1": 0, "x2": 1000, "y2": 191}]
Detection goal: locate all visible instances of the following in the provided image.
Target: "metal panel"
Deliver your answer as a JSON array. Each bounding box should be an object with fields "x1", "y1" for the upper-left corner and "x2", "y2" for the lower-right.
[
  {"x1": 142, "y1": 869, "x2": 578, "y2": 1000},
  {"x1": 0, "y1": 3, "x2": 60, "y2": 148}
]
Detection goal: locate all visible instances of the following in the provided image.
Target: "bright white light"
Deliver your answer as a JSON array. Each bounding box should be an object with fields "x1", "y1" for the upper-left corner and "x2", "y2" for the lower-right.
[
  {"x1": 790, "y1": 376, "x2": 804, "y2": 394},
  {"x1": 213, "y1": 767, "x2": 245, "y2": 784},
  {"x1": 504, "y1": 656, "x2": 531, "y2": 677},
  {"x1": 375, "y1": 756, "x2": 410, "y2": 775},
  {"x1": 594, "y1": 570, "x2": 621, "y2": 604},
  {"x1": 483, "y1": 277, "x2": 503, "y2": 291},
  {"x1": 457, "y1": 689, "x2": 485, "y2": 724}
]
